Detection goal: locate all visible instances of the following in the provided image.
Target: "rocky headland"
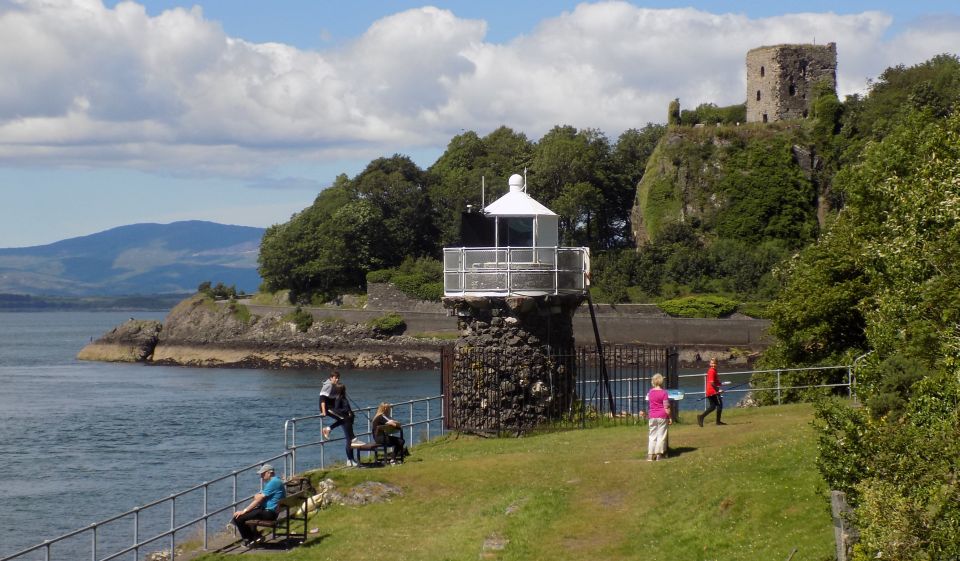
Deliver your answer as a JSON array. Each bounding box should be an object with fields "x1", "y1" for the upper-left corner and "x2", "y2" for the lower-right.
[{"x1": 78, "y1": 295, "x2": 444, "y2": 369}]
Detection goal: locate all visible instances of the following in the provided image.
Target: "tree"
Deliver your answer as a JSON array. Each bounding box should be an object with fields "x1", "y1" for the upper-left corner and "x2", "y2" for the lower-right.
[
  {"x1": 668, "y1": 98, "x2": 680, "y2": 125},
  {"x1": 427, "y1": 128, "x2": 534, "y2": 246},
  {"x1": 531, "y1": 126, "x2": 614, "y2": 246},
  {"x1": 767, "y1": 110, "x2": 960, "y2": 558}
]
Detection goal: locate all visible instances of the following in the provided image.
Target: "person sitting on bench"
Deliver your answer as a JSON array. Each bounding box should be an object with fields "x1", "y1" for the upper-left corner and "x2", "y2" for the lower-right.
[
  {"x1": 232, "y1": 463, "x2": 286, "y2": 547},
  {"x1": 372, "y1": 402, "x2": 406, "y2": 462}
]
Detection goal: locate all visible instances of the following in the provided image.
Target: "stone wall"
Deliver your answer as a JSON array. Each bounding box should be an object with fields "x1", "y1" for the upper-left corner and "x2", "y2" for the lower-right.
[
  {"x1": 443, "y1": 294, "x2": 584, "y2": 433},
  {"x1": 366, "y1": 282, "x2": 445, "y2": 313},
  {"x1": 746, "y1": 43, "x2": 837, "y2": 122}
]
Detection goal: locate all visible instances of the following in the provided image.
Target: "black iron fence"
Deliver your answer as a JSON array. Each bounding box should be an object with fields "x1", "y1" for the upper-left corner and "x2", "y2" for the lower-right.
[{"x1": 441, "y1": 344, "x2": 678, "y2": 433}]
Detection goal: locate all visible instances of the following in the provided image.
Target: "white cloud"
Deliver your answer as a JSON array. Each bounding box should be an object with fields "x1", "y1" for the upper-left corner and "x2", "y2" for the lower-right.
[{"x1": 0, "y1": 0, "x2": 958, "y2": 176}]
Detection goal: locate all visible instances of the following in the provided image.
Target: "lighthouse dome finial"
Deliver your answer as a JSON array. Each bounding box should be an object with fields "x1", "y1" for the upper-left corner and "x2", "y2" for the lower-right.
[{"x1": 508, "y1": 174, "x2": 524, "y2": 193}]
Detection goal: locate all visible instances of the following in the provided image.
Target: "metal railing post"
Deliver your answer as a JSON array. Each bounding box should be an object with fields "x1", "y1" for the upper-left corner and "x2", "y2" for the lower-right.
[
  {"x1": 134, "y1": 508, "x2": 140, "y2": 561},
  {"x1": 202, "y1": 483, "x2": 209, "y2": 551},
  {"x1": 44, "y1": 541, "x2": 50, "y2": 561},
  {"x1": 556, "y1": 246, "x2": 560, "y2": 294},
  {"x1": 171, "y1": 495, "x2": 177, "y2": 561},
  {"x1": 91, "y1": 524, "x2": 96, "y2": 561},
  {"x1": 426, "y1": 400, "x2": 431, "y2": 441},
  {"x1": 290, "y1": 419, "x2": 297, "y2": 474},
  {"x1": 409, "y1": 402, "x2": 415, "y2": 445},
  {"x1": 777, "y1": 370, "x2": 782, "y2": 405},
  {"x1": 232, "y1": 472, "x2": 238, "y2": 516}
]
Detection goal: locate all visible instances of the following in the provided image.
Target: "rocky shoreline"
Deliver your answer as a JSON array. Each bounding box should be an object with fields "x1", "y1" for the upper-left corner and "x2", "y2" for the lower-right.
[
  {"x1": 77, "y1": 295, "x2": 444, "y2": 370},
  {"x1": 78, "y1": 293, "x2": 769, "y2": 370}
]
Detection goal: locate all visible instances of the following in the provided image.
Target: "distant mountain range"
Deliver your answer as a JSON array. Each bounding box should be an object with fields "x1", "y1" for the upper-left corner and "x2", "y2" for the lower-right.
[{"x1": 0, "y1": 221, "x2": 264, "y2": 296}]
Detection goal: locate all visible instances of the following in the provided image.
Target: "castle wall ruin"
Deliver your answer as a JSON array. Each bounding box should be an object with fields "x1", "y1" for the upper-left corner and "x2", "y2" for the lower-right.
[{"x1": 746, "y1": 43, "x2": 837, "y2": 123}]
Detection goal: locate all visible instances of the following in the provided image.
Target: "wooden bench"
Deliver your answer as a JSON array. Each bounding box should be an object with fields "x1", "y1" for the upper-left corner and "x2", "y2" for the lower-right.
[
  {"x1": 245, "y1": 476, "x2": 315, "y2": 545},
  {"x1": 352, "y1": 438, "x2": 404, "y2": 467},
  {"x1": 352, "y1": 440, "x2": 390, "y2": 466}
]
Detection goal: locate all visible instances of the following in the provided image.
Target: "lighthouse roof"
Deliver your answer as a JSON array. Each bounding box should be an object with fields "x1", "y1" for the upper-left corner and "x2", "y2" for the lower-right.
[{"x1": 484, "y1": 174, "x2": 557, "y2": 217}]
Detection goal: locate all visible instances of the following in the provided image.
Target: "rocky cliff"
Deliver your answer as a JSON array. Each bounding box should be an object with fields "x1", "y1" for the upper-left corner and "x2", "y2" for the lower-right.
[
  {"x1": 631, "y1": 123, "x2": 825, "y2": 245},
  {"x1": 76, "y1": 319, "x2": 163, "y2": 362},
  {"x1": 78, "y1": 295, "x2": 444, "y2": 369}
]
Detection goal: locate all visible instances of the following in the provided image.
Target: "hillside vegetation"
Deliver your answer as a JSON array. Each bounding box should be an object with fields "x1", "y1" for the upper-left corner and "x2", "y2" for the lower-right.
[
  {"x1": 196, "y1": 404, "x2": 833, "y2": 561},
  {"x1": 754, "y1": 54, "x2": 960, "y2": 559}
]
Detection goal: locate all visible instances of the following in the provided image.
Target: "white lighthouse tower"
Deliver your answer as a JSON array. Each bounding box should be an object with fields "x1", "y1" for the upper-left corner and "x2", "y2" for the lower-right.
[
  {"x1": 443, "y1": 173, "x2": 589, "y2": 296},
  {"x1": 441, "y1": 174, "x2": 590, "y2": 434}
]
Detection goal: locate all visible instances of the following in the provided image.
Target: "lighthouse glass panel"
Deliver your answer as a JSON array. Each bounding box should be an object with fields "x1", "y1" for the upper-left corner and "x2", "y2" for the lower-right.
[{"x1": 498, "y1": 217, "x2": 534, "y2": 247}]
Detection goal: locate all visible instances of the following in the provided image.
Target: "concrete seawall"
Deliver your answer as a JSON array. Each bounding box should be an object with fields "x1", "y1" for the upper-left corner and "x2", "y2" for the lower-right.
[{"x1": 258, "y1": 302, "x2": 771, "y2": 348}]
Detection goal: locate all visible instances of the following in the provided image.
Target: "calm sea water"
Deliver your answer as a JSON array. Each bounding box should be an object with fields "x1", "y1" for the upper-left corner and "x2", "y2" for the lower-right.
[{"x1": 0, "y1": 311, "x2": 439, "y2": 559}]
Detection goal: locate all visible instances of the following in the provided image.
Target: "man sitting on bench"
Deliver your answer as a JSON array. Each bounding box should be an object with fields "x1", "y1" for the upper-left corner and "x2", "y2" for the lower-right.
[{"x1": 232, "y1": 463, "x2": 286, "y2": 547}]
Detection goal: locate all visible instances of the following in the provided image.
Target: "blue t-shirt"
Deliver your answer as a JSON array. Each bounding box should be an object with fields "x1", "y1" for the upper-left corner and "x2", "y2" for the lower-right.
[{"x1": 262, "y1": 476, "x2": 286, "y2": 511}]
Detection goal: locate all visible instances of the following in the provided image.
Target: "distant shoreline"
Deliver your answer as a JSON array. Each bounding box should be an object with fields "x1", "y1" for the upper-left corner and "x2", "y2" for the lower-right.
[{"x1": 0, "y1": 293, "x2": 186, "y2": 312}]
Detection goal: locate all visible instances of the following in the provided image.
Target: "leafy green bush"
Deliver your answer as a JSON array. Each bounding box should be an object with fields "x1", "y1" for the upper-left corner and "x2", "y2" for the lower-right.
[
  {"x1": 283, "y1": 306, "x2": 314, "y2": 332},
  {"x1": 657, "y1": 295, "x2": 737, "y2": 318},
  {"x1": 366, "y1": 269, "x2": 395, "y2": 284},
  {"x1": 226, "y1": 298, "x2": 252, "y2": 323},
  {"x1": 372, "y1": 256, "x2": 444, "y2": 302},
  {"x1": 368, "y1": 312, "x2": 406, "y2": 335},
  {"x1": 736, "y1": 301, "x2": 770, "y2": 319},
  {"x1": 198, "y1": 281, "x2": 238, "y2": 300}
]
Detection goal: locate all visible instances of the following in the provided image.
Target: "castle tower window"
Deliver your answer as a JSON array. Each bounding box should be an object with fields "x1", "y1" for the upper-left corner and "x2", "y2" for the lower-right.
[
  {"x1": 756, "y1": 90, "x2": 761, "y2": 101},
  {"x1": 789, "y1": 84, "x2": 796, "y2": 96},
  {"x1": 760, "y1": 66, "x2": 765, "y2": 77},
  {"x1": 799, "y1": 61, "x2": 807, "y2": 77},
  {"x1": 762, "y1": 113, "x2": 768, "y2": 123},
  {"x1": 803, "y1": 109, "x2": 809, "y2": 118}
]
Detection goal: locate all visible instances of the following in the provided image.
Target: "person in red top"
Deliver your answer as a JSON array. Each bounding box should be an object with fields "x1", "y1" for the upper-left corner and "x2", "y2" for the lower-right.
[
  {"x1": 697, "y1": 358, "x2": 726, "y2": 426},
  {"x1": 646, "y1": 373, "x2": 672, "y2": 461}
]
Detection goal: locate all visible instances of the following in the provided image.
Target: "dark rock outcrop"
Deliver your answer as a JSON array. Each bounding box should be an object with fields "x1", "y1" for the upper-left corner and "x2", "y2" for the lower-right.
[
  {"x1": 81, "y1": 295, "x2": 444, "y2": 369},
  {"x1": 78, "y1": 319, "x2": 162, "y2": 362}
]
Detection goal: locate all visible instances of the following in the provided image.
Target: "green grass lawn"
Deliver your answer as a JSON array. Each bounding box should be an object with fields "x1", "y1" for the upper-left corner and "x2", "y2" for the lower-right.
[{"x1": 196, "y1": 404, "x2": 833, "y2": 561}]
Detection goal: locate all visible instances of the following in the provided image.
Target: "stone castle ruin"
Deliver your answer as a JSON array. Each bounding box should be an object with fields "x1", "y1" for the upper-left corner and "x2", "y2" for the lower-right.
[{"x1": 746, "y1": 42, "x2": 837, "y2": 123}]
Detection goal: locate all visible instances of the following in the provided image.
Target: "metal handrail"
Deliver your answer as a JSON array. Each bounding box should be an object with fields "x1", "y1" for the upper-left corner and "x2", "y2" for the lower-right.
[
  {"x1": 2, "y1": 396, "x2": 445, "y2": 561},
  {"x1": 5, "y1": 367, "x2": 850, "y2": 561},
  {"x1": 1, "y1": 448, "x2": 289, "y2": 561},
  {"x1": 283, "y1": 395, "x2": 446, "y2": 474}
]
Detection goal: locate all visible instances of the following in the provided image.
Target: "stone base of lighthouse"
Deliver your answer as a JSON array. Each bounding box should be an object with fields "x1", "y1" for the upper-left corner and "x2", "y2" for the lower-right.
[{"x1": 442, "y1": 293, "x2": 585, "y2": 434}]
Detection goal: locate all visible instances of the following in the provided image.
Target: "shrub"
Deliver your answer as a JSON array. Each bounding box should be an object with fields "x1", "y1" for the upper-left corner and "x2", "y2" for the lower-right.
[
  {"x1": 227, "y1": 299, "x2": 252, "y2": 324},
  {"x1": 366, "y1": 269, "x2": 395, "y2": 284},
  {"x1": 736, "y1": 301, "x2": 770, "y2": 319},
  {"x1": 373, "y1": 256, "x2": 444, "y2": 302},
  {"x1": 283, "y1": 307, "x2": 314, "y2": 333},
  {"x1": 198, "y1": 281, "x2": 237, "y2": 300},
  {"x1": 368, "y1": 312, "x2": 406, "y2": 335},
  {"x1": 657, "y1": 295, "x2": 737, "y2": 318}
]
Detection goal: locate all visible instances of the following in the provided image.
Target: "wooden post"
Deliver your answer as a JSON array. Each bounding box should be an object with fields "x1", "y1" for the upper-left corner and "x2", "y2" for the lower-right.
[{"x1": 831, "y1": 490, "x2": 858, "y2": 561}]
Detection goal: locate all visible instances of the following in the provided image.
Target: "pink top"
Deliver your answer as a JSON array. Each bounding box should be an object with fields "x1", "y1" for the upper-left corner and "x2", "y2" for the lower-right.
[{"x1": 647, "y1": 388, "x2": 670, "y2": 419}]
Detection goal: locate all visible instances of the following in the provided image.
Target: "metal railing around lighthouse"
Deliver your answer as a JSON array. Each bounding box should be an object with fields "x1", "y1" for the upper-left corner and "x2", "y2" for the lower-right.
[
  {"x1": 443, "y1": 246, "x2": 589, "y2": 297},
  {"x1": 440, "y1": 344, "x2": 680, "y2": 434}
]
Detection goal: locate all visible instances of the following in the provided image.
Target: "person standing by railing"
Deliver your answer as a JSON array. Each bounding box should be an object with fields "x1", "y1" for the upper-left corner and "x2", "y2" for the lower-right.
[
  {"x1": 325, "y1": 374, "x2": 361, "y2": 467},
  {"x1": 697, "y1": 358, "x2": 726, "y2": 426},
  {"x1": 319, "y1": 370, "x2": 338, "y2": 439},
  {"x1": 646, "y1": 373, "x2": 672, "y2": 461}
]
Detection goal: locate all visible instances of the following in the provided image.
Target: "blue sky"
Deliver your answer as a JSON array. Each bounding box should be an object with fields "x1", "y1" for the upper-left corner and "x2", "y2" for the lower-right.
[{"x1": 1, "y1": 0, "x2": 959, "y2": 248}]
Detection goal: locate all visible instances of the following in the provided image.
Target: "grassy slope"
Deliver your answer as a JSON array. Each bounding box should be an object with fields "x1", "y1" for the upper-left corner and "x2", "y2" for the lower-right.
[{"x1": 198, "y1": 404, "x2": 832, "y2": 561}]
